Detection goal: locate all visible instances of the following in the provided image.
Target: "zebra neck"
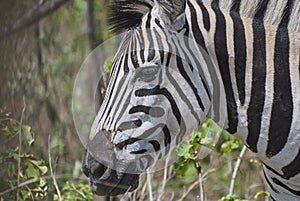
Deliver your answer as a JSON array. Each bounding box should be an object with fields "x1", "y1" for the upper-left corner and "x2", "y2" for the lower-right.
[{"x1": 184, "y1": 1, "x2": 230, "y2": 129}]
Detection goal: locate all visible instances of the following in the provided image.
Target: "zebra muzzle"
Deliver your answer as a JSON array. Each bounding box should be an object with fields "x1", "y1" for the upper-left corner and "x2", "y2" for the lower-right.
[{"x1": 83, "y1": 149, "x2": 140, "y2": 196}]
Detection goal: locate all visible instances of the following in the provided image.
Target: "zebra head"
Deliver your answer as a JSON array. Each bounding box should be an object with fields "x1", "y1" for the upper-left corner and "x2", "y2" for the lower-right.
[{"x1": 83, "y1": 0, "x2": 212, "y2": 196}]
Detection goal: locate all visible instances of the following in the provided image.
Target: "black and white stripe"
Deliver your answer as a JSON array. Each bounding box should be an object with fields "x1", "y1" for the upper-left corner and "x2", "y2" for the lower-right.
[{"x1": 85, "y1": 0, "x2": 300, "y2": 199}]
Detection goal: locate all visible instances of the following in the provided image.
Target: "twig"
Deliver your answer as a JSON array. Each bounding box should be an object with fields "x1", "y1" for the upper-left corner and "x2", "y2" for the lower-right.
[
  {"x1": 0, "y1": 178, "x2": 38, "y2": 196},
  {"x1": 229, "y1": 145, "x2": 247, "y2": 196},
  {"x1": 71, "y1": 183, "x2": 86, "y2": 199},
  {"x1": 48, "y1": 135, "x2": 62, "y2": 201},
  {"x1": 0, "y1": 174, "x2": 84, "y2": 196},
  {"x1": 198, "y1": 173, "x2": 204, "y2": 201},
  {"x1": 146, "y1": 169, "x2": 153, "y2": 201},
  {"x1": 17, "y1": 97, "x2": 26, "y2": 201},
  {"x1": 157, "y1": 152, "x2": 171, "y2": 201},
  {"x1": 139, "y1": 176, "x2": 148, "y2": 201},
  {"x1": 178, "y1": 180, "x2": 200, "y2": 201}
]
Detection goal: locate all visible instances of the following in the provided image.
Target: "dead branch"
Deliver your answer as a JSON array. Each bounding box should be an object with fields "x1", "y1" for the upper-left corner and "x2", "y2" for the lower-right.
[{"x1": 1, "y1": 0, "x2": 71, "y2": 38}]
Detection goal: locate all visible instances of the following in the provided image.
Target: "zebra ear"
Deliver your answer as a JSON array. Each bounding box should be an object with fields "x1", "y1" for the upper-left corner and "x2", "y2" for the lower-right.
[{"x1": 154, "y1": 0, "x2": 186, "y2": 30}]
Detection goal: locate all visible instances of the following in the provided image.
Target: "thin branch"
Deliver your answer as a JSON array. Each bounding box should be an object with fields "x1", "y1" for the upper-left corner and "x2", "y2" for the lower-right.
[
  {"x1": 71, "y1": 183, "x2": 87, "y2": 199},
  {"x1": 157, "y1": 152, "x2": 171, "y2": 201},
  {"x1": 178, "y1": 180, "x2": 200, "y2": 201},
  {"x1": 146, "y1": 169, "x2": 153, "y2": 201},
  {"x1": 198, "y1": 173, "x2": 204, "y2": 201},
  {"x1": 0, "y1": 174, "x2": 84, "y2": 196},
  {"x1": 17, "y1": 97, "x2": 26, "y2": 201},
  {"x1": 140, "y1": 175, "x2": 148, "y2": 201},
  {"x1": 0, "y1": 178, "x2": 38, "y2": 196},
  {"x1": 1, "y1": 0, "x2": 71, "y2": 38},
  {"x1": 48, "y1": 135, "x2": 62, "y2": 201},
  {"x1": 229, "y1": 145, "x2": 247, "y2": 196}
]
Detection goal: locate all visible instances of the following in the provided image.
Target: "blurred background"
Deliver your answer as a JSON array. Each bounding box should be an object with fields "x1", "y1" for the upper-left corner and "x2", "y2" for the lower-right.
[{"x1": 0, "y1": 0, "x2": 267, "y2": 200}]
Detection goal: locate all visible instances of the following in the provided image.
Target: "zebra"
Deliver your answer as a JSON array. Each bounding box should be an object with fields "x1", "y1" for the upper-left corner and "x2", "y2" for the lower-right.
[{"x1": 82, "y1": 0, "x2": 300, "y2": 200}]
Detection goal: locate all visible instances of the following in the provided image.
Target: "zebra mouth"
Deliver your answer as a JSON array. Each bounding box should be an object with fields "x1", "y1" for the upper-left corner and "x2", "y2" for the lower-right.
[
  {"x1": 89, "y1": 170, "x2": 140, "y2": 196},
  {"x1": 83, "y1": 149, "x2": 140, "y2": 196}
]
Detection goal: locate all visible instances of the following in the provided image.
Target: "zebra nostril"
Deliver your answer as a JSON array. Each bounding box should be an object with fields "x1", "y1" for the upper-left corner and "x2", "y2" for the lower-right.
[
  {"x1": 91, "y1": 163, "x2": 108, "y2": 179},
  {"x1": 83, "y1": 151, "x2": 108, "y2": 179},
  {"x1": 134, "y1": 119, "x2": 142, "y2": 127}
]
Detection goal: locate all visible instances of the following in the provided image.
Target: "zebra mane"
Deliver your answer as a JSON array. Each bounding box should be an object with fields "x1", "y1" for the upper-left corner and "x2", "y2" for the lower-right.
[
  {"x1": 205, "y1": 0, "x2": 300, "y2": 32},
  {"x1": 109, "y1": 0, "x2": 300, "y2": 32},
  {"x1": 108, "y1": 0, "x2": 154, "y2": 32}
]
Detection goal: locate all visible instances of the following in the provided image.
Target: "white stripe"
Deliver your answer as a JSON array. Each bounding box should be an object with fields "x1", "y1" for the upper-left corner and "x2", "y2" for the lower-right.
[
  {"x1": 257, "y1": 24, "x2": 277, "y2": 156},
  {"x1": 235, "y1": 17, "x2": 254, "y2": 142}
]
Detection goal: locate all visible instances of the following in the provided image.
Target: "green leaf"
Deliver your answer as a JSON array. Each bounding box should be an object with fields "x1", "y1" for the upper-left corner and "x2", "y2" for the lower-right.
[
  {"x1": 38, "y1": 165, "x2": 48, "y2": 175},
  {"x1": 29, "y1": 159, "x2": 48, "y2": 175},
  {"x1": 218, "y1": 195, "x2": 247, "y2": 201},
  {"x1": 176, "y1": 140, "x2": 193, "y2": 158},
  {"x1": 104, "y1": 56, "x2": 114, "y2": 73},
  {"x1": 220, "y1": 138, "x2": 243, "y2": 154},
  {"x1": 254, "y1": 191, "x2": 270, "y2": 199},
  {"x1": 25, "y1": 163, "x2": 38, "y2": 179},
  {"x1": 9, "y1": 119, "x2": 20, "y2": 133},
  {"x1": 22, "y1": 125, "x2": 35, "y2": 146},
  {"x1": 174, "y1": 158, "x2": 190, "y2": 176}
]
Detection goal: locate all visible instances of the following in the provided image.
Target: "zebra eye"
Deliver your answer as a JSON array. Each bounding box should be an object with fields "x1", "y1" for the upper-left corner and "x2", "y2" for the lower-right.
[{"x1": 137, "y1": 66, "x2": 159, "y2": 82}]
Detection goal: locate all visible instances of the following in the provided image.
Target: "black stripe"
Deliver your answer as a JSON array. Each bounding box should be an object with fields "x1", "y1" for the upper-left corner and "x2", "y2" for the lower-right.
[
  {"x1": 272, "y1": 177, "x2": 300, "y2": 196},
  {"x1": 118, "y1": 119, "x2": 142, "y2": 131},
  {"x1": 147, "y1": 49, "x2": 155, "y2": 62},
  {"x1": 165, "y1": 55, "x2": 201, "y2": 123},
  {"x1": 140, "y1": 49, "x2": 145, "y2": 63},
  {"x1": 139, "y1": 123, "x2": 165, "y2": 139},
  {"x1": 138, "y1": 32, "x2": 146, "y2": 63},
  {"x1": 279, "y1": 0, "x2": 293, "y2": 28},
  {"x1": 154, "y1": 18, "x2": 164, "y2": 29},
  {"x1": 266, "y1": 26, "x2": 292, "y2": 158},
  {"x1": 153, "y1": 28, "x2": 164, "y2": 64},
  {"x1": 135, "y1": 86, "x2": 182, "y2": 125},
  {"x1": 211, "y1": 1, "x2": 238, "y2": 134},
  {"x1": 149, "y1": 140, "x2": 161, "y2": 152},
  {"x1": 230, "y1": 4, "x2": 246, "y2": 106},
  {"x1": 198, "y1": 1, "x2": 210, "y2": 31},
  {"x1": 263, "y1": 170, "x2": 279, "y2": 193},
  {"x1": 129, "y1": 105, "x2": 165, "y2": 117},
  {"x1": 101, "y1": 54, "x2": 125, "y2": 122},
  {"x1": 172, "y1": 21, "x2": 211, "y2": 101},
  {"x1": 163, "y1": 126, "x2": 171, "y2": 154},
  {"x1": 254, "y1": 0, "x2": 270, "y2": 21},
  {"x1": 264, "y1": 163, "x2": 282, "y2": 178},
  {"x1": 114, "y1": 86, "x2": 134, "y2": 129},
  {"x1": 131, "y1": 50, "x2": 139, "y2": 69},
  {"x1": 230, "y1": 0, "x2": 241, "y2": 12},
  {"x1": 246, "y1": 19, "x2": 266, "y2": 153},
  {"x1": 115, "y1": 137, "x2": 140, "y2": 150},
  {"x1": 265, "y1": 152, "x2": 300, "y2": 180},
  {"x1": 135, "y1": 85, "x2": 187, "y2": 143},
  {"x1": 146, "y1": 13, "x2": 151, "y2": 28},
  {"x1": 147, "y1": 27, "x2": 155, "y2": 62},
  {"x1": 130, "y1": 149, "x2": 147, "y2": 154},
  {"x1": 105, "y1": 72, "x2": 131, "y2": 125},
  {"x1": 188, "y1": 1, "x2": 208, "y2": 52},
  {"x1": 282, "y1": 149, "x2": 300, "y2": 179},
  {"x1": 176, "y1": 53, "x2": 205, "y2": 111},
  {"x1": 200, "y1": 73, "x2": 211, "y2": 101}
]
